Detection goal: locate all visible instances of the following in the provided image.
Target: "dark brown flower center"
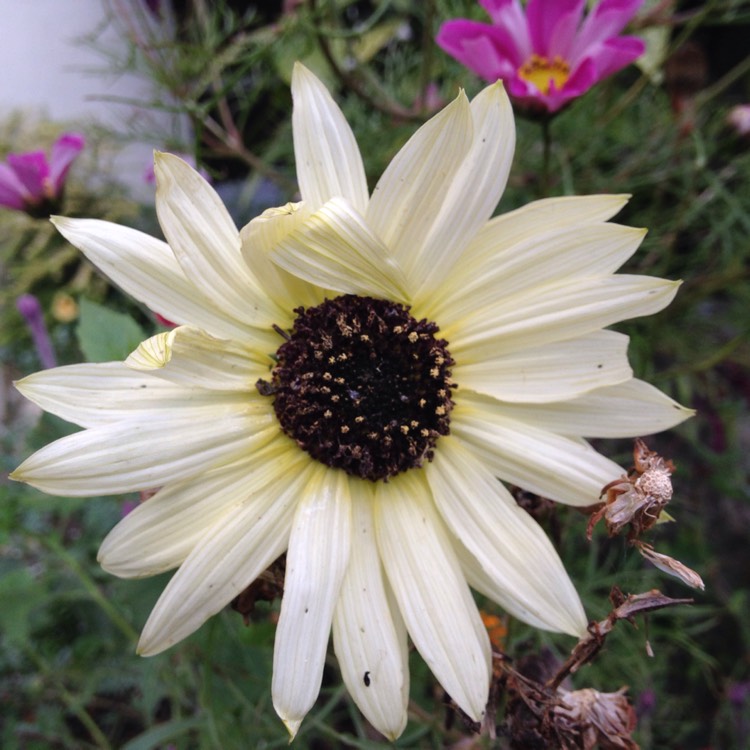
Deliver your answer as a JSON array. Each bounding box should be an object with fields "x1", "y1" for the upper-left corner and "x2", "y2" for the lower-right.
[{"x1": 257, "y1": 294, "x2": 455, "y2": 481}]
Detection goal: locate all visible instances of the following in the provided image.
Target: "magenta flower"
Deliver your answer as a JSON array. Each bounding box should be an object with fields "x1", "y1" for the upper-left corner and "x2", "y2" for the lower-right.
[
  {"x1": 16, "y1": 294, "x2": 57, "y2": 370},
  {"x1": 437, "y1": 0, "x2": 646, "y2": 113},
  {"x1": 0, "y1": 132, "x2": 85, "y2": 215}
]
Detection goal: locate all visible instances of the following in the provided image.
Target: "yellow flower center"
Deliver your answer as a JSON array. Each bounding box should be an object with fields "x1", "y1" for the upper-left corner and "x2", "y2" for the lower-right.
[{"x1": 518, "y1": 54, "x2": 571, "y2": 95}]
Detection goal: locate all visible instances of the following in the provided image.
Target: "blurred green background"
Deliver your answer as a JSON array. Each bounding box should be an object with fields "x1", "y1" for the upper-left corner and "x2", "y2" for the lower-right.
[{"x1": 2, "y1": 1, "x2": 750, "y2": 747}]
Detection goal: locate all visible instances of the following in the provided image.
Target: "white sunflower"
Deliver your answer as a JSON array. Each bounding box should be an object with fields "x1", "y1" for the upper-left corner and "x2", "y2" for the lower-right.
[{"x1": 12, "y1": 63, "x2": 691, "y2": 740}]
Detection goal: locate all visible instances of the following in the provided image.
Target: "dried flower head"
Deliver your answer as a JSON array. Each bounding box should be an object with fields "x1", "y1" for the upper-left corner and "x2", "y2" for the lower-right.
[
  {"x1": 554, "y1": 687, "x2": 638, "y2": 750},
  {"x1": 587, "y1": 438, "x2": 675, "y2": 539}
]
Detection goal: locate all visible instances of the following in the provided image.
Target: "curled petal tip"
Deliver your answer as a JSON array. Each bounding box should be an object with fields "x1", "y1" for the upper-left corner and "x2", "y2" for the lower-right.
[{"x1": 282, "y1": 717, "x2": 302, "y2": 742}]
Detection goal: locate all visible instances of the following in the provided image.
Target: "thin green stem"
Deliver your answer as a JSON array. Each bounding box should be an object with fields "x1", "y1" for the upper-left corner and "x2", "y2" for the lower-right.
[
  {"x1": 24, "y1": 646, "x2": 113, "y2": 750},
  {"x1": 541, "y1": 117, "x2": 552, "y2": 197},
  {"x1": 40, "y1": 534, "x2": 139, "y2": 643}
]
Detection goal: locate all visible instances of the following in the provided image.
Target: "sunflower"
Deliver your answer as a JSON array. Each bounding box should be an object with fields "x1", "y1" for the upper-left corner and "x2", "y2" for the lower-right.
[{"x1": 12, "y1": 64, "x2": 690, "y2": 740}]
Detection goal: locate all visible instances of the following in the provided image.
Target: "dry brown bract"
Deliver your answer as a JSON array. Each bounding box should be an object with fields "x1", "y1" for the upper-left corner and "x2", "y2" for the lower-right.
[
  {"x1": 587, "y1": 439, "x2": 675, "y2": 540},
  {"x1": 554, "y1": 687, "x2": 638, "y2": 750}
]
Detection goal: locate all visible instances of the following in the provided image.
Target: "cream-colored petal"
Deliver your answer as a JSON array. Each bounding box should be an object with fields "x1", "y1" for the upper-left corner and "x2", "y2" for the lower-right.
[
  {"x1": 366, "y1": 90, "x2": 473, "y2": 280},
  {"x1": 453, "y1": 330, "x2": 632, "y2": 402},
  {"x1": 432, "y1": 223, "x2": 647, "y2": 322},
  {"x1": 292, "y1": 63, "x2": 369, "y2": 214},
  {"x1": 374, "y1": 472, "x2": 491, "y2": 722},
  {"x1": 13, "y1": 362, "x2": 219, "y2": 429},
  {"x1": 429, "y1": 438, "x2": 587, "y2": 637},
  {"x1": 136, "y1": 451, "x2": 313, "y2": 656},
  {"x1": 240, "y1": 201, "x2": 323, "y2": 312},
  {"x1": 126, "y1": 326, "x2": 271, "y2": 390},
  {"x1": 272, "y1": 465, "x2": 353, "y2": 740},
  {"x1": 154, "y1": 153, "x2": 284, "y2": 328},
  {"x1": 413, "y1": 82, "x2": 515, "y2": 300},
  {"x1": 332, "y1": 481, "x2": 409, "y2": 741},
  {"x1": 11, "y1": 402, "x2": 275, "y2": 497},
  {"x1": 52, "y1": 217, "x2": 257, "y2": 341},
  {"x1": 452, "y1": 391, "x2": 622, "y2": 506},
  {"x1": 491, "y1": 379, "x2": 694, "y2": 437},
  {"x1": 465, "y1": 194, "x2": 632, "y2": 267},
  {"x1": 448, "y1": 276, "x2": 681, "y2": 360},
  {"x1": 99, "y1": 435, "x2": 301, "y2": 578},
  {"x1": 270, "y1": 197, "x2": 410, "y2": 302}
]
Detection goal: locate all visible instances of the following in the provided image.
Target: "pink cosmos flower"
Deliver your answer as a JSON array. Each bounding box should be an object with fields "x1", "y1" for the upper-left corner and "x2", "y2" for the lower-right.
[
  {"x1": 0, "y1": 133, "x2": 85, "y2": 215},
  {"x1": 437, "y1": 0, "x2": 646, "y2": 113}
]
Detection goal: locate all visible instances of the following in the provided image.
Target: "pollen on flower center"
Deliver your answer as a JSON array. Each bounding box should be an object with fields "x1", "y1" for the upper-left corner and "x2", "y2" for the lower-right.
[
  {"x1": 518, "y1": 53, "x2": 571, "y2": 95},
  {"x1": 256, "y1": 294, "x2": 455, "y2": 482}
]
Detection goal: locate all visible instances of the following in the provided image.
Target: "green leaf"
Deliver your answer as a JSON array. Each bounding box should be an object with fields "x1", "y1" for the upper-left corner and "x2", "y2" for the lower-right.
[{"x1": 76, "y1": 298, "x2": 146, "y2": 363}]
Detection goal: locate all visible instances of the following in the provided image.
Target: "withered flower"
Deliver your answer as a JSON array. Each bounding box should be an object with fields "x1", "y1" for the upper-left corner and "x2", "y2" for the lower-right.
[
  {"x1": 554, "y1": 687, "x2": 638, "y2": 750},
  {"x1": 587, "y1": 438, "x2": 675, "y2": 540}
]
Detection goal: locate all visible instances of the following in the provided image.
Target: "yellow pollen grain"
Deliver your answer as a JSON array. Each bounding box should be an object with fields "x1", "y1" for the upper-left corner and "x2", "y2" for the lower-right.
[
  {"x1": 341, "y1": 425, "x2": 350, "y2": 433},
  {"x1": 430, "y1": 367, "x2": 440, "y2": 378},
  {"x1": 392, "y1": 325, "x2": 404, "y2": 334},
  {"x1": 323, "y1": 409, "x2": 333, "y2": 418},
  {"x1": 323, "y1": 372, "x2": 332, "y2": 381},
  {"x1": 408, "y1": 331, "x2": 418, "y2": 343},
  {"x1": 435, "y1": 405, "x2": 446, "y2": 416},
  {"x1": 400, "y1": 425, "x2": 409, "y2": 434},
  {"x1": 355, "y1": 416, "x2": 365, "y2": 423}
]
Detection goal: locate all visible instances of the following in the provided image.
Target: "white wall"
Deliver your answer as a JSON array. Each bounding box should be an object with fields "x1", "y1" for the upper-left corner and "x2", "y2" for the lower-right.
[{"x1": 0, "y1": 0, "x2": 186, "y2": 199}]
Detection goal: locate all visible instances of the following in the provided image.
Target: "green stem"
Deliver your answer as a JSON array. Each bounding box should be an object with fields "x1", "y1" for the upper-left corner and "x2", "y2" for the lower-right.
[
  {"x1": 40, "y1": 534, "x2": 139, "y2": 643},
  {"x1": 24, "y1": 646, "x2": 113, "y2": 750},
  {"x1": 541, "y1": 117, "x2": 552, "y2": 197}
]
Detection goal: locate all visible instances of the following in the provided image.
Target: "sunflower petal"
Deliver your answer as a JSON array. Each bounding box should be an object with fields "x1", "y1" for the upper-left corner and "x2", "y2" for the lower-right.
[
  {"x1": 272, "y1": 466, "x2": 353, "y2": 739},
  {"x1": 453, "y1": 391, "x2": 622, "y2": 506},
  {"x1": 11, "y1": 404, "x2": 275, "y2": 496},
  {"x1": 291, "y1": 63, "x2": 369, "y2": 214},
  {"x1": 13, "y1": 362, "x2": 220, "y2": 429},
  {"x1": 429, "y1": 437, "x2": 587, "y2": 636},
  {"x1": 453, "y1": 330, "x2": 632, "y2": 402},
  {"x1": 126, "y1": 326, "x2": 270, "y2": 390},
  {"x1": 374, "y1": 472, "x2": 491, "y2": 722},
  {"x1": 332, "y1": 480, "x2": 409, "y2": 740},
  {"x1": 154, "y1": 153, "x2": 283, "y2": 328},
  {"x1": 51, "y1": 217, "x2": 255, "y2": 341},
  {"x1": 136, "y1": 452, "x2": 312, "y2": 656},
  {"x1": 414, "y1": 81, "x2": 515, "y2": 298},
  {"x1": 434, "y1": 223, "x2": 646, "y2": 320},
  {"x1": 270, "y1": 197, "x2": 410, "y2": 302},
  {"x1": 448, "y1": 275, "x2": 681, "y2": 359},
  {"x1": 492, "y1": 378, "x2": 695, "y2": 437},
  {"x1": 240, "y1": 201, "x2": 322, "y2": 312},
  {"x1": 366, "y1": 90, "x2": 473, "y2": 280},
  {"x1": 99, "y1": 436, "x2": 301, "y2": 578}
]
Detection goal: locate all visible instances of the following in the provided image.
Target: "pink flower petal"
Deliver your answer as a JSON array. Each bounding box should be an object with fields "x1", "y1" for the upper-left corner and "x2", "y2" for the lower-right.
[
  {"x1": 579, "y1": 36, "x2": 646, "y2": 81},
  {"x1": 7, "y1": 151, "x2": 48, "y2": 199},
  {"x1": 49, "y1": 132, "x2": 86, "y2": 193},
  {"x1": 526, "y1": 0, "x2": 585, "y2": 57},
  {"x1": 478, "y1": 0, "x2": 532, "y2": 58},
  {"x1": 571, "y1": 0, "x2": 644, "y2": 62},
  {"x1": 545, "y1": 58, "x2": 598, "y2": 112},
  {"x1": 0, "y1": 163, "x2": 29, "y2": 210},
  {"x1": 436, "y1": 20, "x2": 524, "y2": 80}
]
